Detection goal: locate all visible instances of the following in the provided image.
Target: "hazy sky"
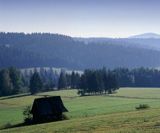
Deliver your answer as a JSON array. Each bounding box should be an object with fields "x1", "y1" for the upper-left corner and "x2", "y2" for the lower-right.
[{"x1": 0, "y1": 0, "x2": 160, "y2": 37}]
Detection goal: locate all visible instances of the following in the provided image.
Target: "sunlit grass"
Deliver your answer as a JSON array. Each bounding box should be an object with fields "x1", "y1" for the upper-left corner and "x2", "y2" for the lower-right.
[{"x1": 0, "y1": 88, "x2": 160, "y2": 132}]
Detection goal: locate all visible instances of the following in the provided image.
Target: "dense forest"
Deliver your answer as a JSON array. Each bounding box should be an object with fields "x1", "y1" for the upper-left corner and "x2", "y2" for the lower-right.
[
  {"x1": 1, "y1": 32, "x2": 160, "y2": 69},
  {"x1": 1, "y1": 67, "x2": 160, "y2": 96},
  {"x1": 78, "y1": 68, "x2": 119, "y2": 96}
]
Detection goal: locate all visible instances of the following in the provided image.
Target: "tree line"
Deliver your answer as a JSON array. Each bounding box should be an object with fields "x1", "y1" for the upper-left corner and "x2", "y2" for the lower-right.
[
  {"x1": 57, "y1": 67, "x2": 160, "y2": 95},
  {"x1": 0, "y1": 67, "x2": 81, "y2": 96},
  {"x1": 113, "y1": 68, "x2": 160, "y2": 87},
  {"x1": 1, "y1": 67, "x2": 160, "y2": 96}
]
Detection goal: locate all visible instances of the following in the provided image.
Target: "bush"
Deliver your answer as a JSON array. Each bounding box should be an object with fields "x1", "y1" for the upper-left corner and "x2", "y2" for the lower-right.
[
  {"x1": 135, "y1": 104, "x2": 150, "y2": 110},
  {"x1": 62, "y1": 113, "x2": 69, "y2": 120},
  {"x1": 23, "y1": 106, "x2": 33, "y2": 124}
]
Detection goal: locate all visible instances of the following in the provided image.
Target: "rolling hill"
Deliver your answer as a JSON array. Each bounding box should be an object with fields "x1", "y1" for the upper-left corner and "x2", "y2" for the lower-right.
[{"x1": 1, "y1": 32, "x2": 160, "y2": 69}]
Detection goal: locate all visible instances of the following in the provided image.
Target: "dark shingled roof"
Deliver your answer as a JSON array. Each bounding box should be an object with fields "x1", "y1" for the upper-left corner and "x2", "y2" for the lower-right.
[{"x1": 31, "y1": 96, "x2": 68, "y2": 115}]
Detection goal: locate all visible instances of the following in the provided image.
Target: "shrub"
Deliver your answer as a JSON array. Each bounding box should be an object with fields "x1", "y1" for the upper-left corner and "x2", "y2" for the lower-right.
[
  {"x1": 135, "y1": 104, "x2": 150, "y2": 110},
  {"x1": 23, "y1": 106, "x2": 33, "y2": 124},
  {"x1": 62, "y1": 113, "x2": 69, "y2": 120}
]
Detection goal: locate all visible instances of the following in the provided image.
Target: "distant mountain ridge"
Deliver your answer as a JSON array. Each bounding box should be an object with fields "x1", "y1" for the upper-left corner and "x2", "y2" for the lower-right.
[
  {"x1": 75, "y1": 36, "x2": 160, "y2": 51},
  {"x1": 129, "y1": 33, "x2": 160, "y2": 39}
]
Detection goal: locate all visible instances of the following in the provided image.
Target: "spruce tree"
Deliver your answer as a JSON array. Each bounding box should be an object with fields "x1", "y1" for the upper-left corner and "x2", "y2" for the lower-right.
[
  {"x1": 0, "y1": 69, "x2": 13, "y2": 96},
  {"x1": 9, "y1": 67, "x2": 22, "y2": 94},
  {"x1": 58, "y1": 71, "x2": 67, "y2": 90},
  {"x1": 29, "y1": 72, "x2": 43, "y2": 94}
]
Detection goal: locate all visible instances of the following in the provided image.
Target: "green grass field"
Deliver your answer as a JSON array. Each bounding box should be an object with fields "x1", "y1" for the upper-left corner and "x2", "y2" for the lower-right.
[{"x1": 1, "y1": 88, "x2": 160, "y2": 133}]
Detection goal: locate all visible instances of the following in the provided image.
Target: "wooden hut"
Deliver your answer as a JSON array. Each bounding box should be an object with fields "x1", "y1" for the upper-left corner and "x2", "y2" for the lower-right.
[{"x1": 31, "y1": 96, "x2": 68, "y2": 123}]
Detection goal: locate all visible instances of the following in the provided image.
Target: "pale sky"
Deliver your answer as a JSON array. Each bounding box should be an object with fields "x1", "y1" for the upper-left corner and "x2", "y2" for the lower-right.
[{"x1": 0, "y1": 0, "x2": 160, "y2": 37}]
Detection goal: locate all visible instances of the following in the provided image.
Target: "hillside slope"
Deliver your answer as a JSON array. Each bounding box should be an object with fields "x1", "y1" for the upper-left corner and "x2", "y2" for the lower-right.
[
  {"x1": 1, "y1": 88, "x2": 160, "y2": 133},
  {"x1": 1, "y1": 32, "x2": 160, "y2": 69}
]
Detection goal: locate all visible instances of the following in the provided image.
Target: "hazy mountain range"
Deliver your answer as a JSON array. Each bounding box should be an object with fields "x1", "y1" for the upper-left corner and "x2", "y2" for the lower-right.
[
  {"x1": 1, "y1": 32, "x2": 160, "y2": 70},
  {"x1": 75, "y1": 33, "x2": 160, "y2": 51},
  {"x1": 129, "y1": 33, "x2": 160, "y2": 39}
]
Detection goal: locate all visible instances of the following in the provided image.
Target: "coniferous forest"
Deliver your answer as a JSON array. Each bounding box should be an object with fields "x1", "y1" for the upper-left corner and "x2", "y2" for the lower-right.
[
  {"x1": 1, "y1": 67, "x2": 160, "y2": 96},
  {"x1": 1, "y1": 32, "x2": 160, "y2": 69}
]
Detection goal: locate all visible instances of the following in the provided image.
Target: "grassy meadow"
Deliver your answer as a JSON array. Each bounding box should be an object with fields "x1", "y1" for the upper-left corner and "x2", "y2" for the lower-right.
[{"x1": 1, "y1": 88, "x2": 160, "y2": 132}]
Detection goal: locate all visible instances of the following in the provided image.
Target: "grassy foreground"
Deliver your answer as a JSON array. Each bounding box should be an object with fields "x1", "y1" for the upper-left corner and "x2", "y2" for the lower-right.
[{"x1": 1, "y1": 88, "x2": 160, "y2": 132}]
